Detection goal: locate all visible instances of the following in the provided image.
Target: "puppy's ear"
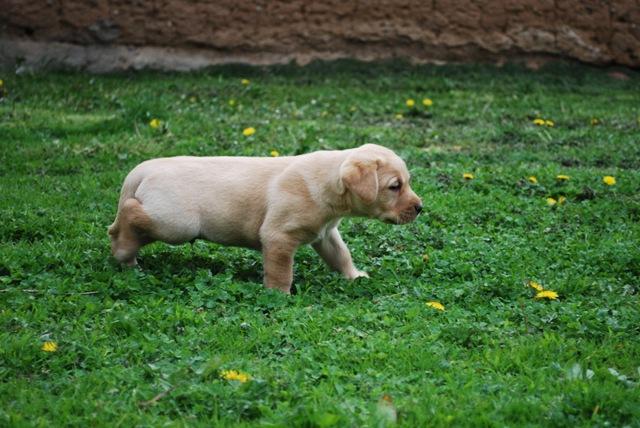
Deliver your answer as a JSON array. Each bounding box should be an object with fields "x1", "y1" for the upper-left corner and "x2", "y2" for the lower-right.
[{"x1": 340, "y1": 157, "x2": 379, "y2": 204}]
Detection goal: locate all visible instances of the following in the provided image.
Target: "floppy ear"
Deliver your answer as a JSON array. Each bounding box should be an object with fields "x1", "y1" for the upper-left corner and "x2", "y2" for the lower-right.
[{"x1": 340, "y1": 157, "x2": 379, "y2": 204}]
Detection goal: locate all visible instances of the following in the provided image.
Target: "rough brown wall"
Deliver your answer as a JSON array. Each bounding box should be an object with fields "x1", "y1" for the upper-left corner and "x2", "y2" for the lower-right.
[{"x1": 1, "y1": 0, "x2": 639, "y2": 71}]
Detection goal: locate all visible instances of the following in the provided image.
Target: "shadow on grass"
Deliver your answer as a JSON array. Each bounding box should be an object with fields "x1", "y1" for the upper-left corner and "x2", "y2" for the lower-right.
[{"x1": 137, "y1": 250, "x2": 225, "y2": 276}]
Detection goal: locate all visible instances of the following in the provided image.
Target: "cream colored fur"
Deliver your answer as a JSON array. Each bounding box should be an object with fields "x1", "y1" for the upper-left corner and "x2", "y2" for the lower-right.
[{"x1": 108, "y1": 143, "x2": 422, "y2": 293}]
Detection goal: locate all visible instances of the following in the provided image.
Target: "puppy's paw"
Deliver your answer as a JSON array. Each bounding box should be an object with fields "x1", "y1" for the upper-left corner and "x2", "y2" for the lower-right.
[{"x1": 348, "y1": 269, "x2": 369, "y2": 280}]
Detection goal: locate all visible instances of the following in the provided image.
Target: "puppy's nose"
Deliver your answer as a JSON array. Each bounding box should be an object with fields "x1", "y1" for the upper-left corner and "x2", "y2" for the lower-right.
[{"x1": 414, "y1": 204, "x2": 423, "y2": 214}]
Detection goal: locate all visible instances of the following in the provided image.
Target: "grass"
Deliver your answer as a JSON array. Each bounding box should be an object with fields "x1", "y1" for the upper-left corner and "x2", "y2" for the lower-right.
[{"x1": 1, "y1": 61, "x2": 639, "y2": 427}]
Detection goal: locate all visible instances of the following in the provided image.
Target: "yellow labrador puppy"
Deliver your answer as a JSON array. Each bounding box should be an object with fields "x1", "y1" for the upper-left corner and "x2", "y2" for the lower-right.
[{"x1": 109, "y1": 144, "x2": 422, "y2": 293}]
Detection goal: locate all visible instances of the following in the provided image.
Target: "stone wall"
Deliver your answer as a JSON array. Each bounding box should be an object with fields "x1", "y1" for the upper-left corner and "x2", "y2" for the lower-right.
[{"x1": 1, "y1": 0, "x2": 639, "y2": 71}]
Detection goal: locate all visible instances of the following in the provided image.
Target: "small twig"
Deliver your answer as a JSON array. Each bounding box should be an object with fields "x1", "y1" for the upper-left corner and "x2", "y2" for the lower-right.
[
  {"x1": 134, "y1": 122, "x2": 142, "y2": 139},
  {"x1": 138, "y1": 386, "x2": 176, "y2": 407},
  {"x1": 481, "y1": 101, "x2": 492, "y2": 115},
  {"x1": 520, "y1": 300, "x2": 531, "y2": 334},
  {"x1": 0, "y1": 289, "x2": 99, "y2": 295},
  {"x1": 373, "y1": 292, "x2": 403, "y2": 304}
]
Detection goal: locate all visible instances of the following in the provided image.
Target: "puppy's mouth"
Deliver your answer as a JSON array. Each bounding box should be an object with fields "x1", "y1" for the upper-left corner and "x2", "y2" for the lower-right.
[{"x1": 382, "y1": 210, "x2": 419, "y2": 225}]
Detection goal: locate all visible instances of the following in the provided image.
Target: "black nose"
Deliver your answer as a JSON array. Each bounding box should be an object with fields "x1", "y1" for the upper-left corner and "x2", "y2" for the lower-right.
[{"x1": 414, "y1": 204, "x2": 423, "y2": 214}]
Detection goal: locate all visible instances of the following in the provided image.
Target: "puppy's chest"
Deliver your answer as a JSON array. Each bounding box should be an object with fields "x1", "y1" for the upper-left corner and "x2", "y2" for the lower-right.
[{"x1": 309, "y1": 219, "x2": 341, "y2": 244}]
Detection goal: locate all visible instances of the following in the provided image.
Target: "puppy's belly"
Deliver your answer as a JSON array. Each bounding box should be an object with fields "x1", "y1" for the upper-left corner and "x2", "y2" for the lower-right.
[
  {"x1": 138, "y1": 197, "x2": 201, "y2": 245},
  {"x1": 198, "y1": 217, "x2": 261, "y2": 249},
  {"x1": 136, "y1": 184, "x2": 263, "y2": 249},
  {"x1": 141, "y1": 203, "x2": 261, "y2": 249}
]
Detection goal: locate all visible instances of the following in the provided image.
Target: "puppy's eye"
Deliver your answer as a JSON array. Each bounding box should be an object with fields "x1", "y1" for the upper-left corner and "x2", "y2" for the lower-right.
[{"x1": 389, "y1": 181, "x2": 402, "y2": 191}]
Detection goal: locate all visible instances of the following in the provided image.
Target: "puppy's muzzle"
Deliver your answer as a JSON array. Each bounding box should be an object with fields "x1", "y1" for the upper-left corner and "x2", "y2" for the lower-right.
[{"x1": 392, "y1": 204, "x2": 423, "y2": 224}]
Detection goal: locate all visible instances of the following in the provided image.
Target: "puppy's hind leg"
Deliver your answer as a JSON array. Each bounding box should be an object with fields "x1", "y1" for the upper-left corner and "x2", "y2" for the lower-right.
[
  {"x1": 312, "y1": 227, "x2": 368, "y2": 279},
  {"x1": 108, "y1": 198, "x2": 154, "y2": 266}
]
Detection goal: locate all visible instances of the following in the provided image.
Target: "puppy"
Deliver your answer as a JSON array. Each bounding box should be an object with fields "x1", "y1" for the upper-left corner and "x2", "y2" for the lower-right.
[{"x1": 108, "y1": 144, "x2": 422, "y2": 293}]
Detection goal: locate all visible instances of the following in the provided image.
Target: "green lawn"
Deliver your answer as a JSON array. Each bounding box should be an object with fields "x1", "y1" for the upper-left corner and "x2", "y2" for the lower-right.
[{"x1": 1, "y1": 62, "x2": 639, "y2": 427}]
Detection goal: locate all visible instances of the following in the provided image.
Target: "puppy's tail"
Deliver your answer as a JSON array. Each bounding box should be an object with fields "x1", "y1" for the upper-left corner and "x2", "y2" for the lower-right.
[
  {"x1": 108, "y1": 221, "x2": 119, "y2": 237},
  {"x1": 108, "y1": 166, "x2": 146, "y2": 237}
]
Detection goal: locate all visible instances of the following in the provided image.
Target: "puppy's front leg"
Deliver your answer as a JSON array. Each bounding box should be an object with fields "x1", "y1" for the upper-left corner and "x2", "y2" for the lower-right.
[
  {"x1": 262, "y1": 237, "x2": 299, "y2": 293},
  {"x1": 312, "y1": 227, "x2": 368, "y2": 279}
]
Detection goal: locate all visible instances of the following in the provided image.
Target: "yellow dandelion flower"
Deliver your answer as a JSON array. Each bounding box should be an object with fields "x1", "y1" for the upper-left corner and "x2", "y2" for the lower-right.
[
  {"x1": 395, "y1": 113, "x2": 404, "y2": 120},
  {"x1": 463, "y1": 173, "x2": 474, "y2": 180},
  {"x1": 591, "y1": 118, "x2": 600, "y2": 126},
  {"x1": 406, "y1": 99, "x2": 415, "y2": 108},
  {"x1": 422, "y1": 98, "x2": 433, "y2": 107},
  {"x1": 603, "y1": 176, "x2": 616, "y2": 186},
  {"x1": 41, "y1": 341, "x2": 58, "y2": 352},
  {"x1": 533, "y1": 118, "x2": 545, "y2": 126},
  {"x1": 149, "y1": 118, "x2": 161, "y2": 129},
  {"x1": 241, "y1": 79, "x2": 250, "y2": 85},
  {"x1": 270, "y1": 150, "x2": 280, "y2": 157},
  {"x1": 546, "y1": 197, "x2": 557, "y2": 206},
  {"x1": 528, "y1": 176, "x2": 538, "y2": 184},
  {"x1": 528, "y1": 281, "x2": 544, "y2": 292},
  {"x1": 422, "y1": 254, "x2": 429, "y2": 263},
  {"x1": 535, "y1": 290, "x2": 559, "y2": 300},
  {"x1": 0, "y1": 79, "x2": 3, "y2": 87},
  {"x1": 545, "y1": 120, "x2": 554, "y2": 127},
  {"x1": 426, "y1": 301, "x2": 445, "y2": 311},
  {"x1": 242, "y1": 127, "x2": 256, "y2": 137},
  {"x1": 220, "y1": 370, "x2": 250, "y2": 383},
  {"x1": 558, "y1": 196, "x2": 566, "y2": 205},
  {"x1": 228, "y1": 99, "x2": 236, "y2": 106},
  {"x1": 556, "y1": 175, "x2": 570, "y2": 181}
]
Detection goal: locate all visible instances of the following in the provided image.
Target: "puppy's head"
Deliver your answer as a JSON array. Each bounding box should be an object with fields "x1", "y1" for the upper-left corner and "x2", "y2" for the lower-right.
[{"x1": 340, "y1": 144, "x2": 422, "y2": 224}]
